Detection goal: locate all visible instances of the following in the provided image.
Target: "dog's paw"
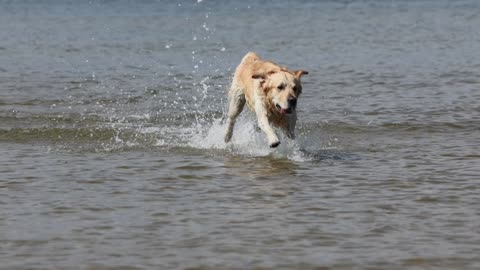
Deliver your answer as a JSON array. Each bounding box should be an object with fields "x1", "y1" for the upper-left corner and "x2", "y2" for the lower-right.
[{"x1": 269, "y1": 141, "x2": 280, "y2": 148}]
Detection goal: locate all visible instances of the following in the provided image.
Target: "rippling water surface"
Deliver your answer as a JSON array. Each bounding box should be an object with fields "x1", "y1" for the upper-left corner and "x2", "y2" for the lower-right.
[{"x1": 1, "y1": 1, "x2": 480, "y2": 269}]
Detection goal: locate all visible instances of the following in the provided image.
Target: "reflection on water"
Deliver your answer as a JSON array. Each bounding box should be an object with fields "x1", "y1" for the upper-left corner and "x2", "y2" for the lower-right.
[{"x1": 224, "y1": 155, "x2": 299, "y2": 179}]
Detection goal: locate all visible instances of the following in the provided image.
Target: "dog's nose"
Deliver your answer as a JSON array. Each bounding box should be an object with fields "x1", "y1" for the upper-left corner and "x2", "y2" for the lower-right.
[{"x1": 288, "y1": 96, "x2": 297, "y2": 107}]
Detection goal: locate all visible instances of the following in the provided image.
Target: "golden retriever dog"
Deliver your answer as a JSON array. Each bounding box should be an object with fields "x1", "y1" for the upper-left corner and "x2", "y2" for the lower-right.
[{"x1": 224, "y1": 52, "x2": 308, "y2": 148}]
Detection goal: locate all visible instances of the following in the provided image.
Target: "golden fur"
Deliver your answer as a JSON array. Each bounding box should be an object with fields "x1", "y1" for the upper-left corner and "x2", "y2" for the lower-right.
[{"x1": 224, "y1": 52, "x2": 308, "y2": 147}]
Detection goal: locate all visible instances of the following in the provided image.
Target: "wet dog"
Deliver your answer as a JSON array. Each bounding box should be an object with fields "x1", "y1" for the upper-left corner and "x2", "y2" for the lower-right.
[{"x1": 224, "y1": 52, "x2": 308, "y2": 147}]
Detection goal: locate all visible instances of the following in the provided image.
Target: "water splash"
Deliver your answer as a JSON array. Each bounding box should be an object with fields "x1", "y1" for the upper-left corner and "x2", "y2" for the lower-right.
[{"x1": 185, "y1": 114, "x2": 321, "y2": 162}]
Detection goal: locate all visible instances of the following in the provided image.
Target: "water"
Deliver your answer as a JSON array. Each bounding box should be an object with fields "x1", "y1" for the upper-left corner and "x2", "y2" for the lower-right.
[{"x1": 1, "y1": 0, "x2": 480, "y2": 269}]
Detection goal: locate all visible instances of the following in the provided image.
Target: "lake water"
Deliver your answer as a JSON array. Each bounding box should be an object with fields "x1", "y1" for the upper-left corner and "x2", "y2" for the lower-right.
[{"x1": 1, "y1": 0, "x2": 480, "y2": 269}]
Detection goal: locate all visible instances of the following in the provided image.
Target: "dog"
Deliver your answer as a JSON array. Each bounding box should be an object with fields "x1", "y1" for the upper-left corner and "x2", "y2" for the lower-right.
[{"x1": 224, "y1": 52, "x2": 308, "y2": 148}]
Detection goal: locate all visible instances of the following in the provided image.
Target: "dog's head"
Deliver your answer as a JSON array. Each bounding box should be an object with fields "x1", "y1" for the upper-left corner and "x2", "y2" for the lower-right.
[{"x1": 252, "y1": 69, "x2": 308, "y2": 116}]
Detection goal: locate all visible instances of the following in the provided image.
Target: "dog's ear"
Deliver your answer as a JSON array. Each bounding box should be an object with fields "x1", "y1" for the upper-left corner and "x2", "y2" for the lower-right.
[
  {"x1": 252, "y1": 73, "x2": 266, "y2": 80},
  {"x1": 252, "y1": 70, "x2": 276, "y2": 82},
  {"x1": 294, "y1": 70, "x2": 309, "y2": 79}
]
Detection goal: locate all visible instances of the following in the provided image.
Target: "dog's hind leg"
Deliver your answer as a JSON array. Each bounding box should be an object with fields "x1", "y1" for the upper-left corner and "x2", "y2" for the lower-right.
[{"x1": 224, "y1": 85, "x2": 245, "y2": 143}]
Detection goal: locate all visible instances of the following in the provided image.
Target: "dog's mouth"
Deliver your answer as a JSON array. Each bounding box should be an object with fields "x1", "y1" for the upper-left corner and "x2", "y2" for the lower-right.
[{"x1": 276, "y1": 104, "x2": 293, "y2": 115}]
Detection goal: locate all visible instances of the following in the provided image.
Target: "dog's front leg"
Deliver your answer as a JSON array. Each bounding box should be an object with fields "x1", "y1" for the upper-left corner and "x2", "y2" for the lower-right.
[
  {"x1": 286, "y1": 111, "x2": 297, "y2": 140},
  {"x1": 255, "y1": 102, "x2": 280, "y2": 148},
  {"x1": 224, "y1": 85, "x2": 245, "y2": 143}
]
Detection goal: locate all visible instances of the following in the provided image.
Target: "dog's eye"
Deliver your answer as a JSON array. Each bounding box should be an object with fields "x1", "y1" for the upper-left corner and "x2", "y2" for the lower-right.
[
  {"x1": 293, "y1": 86, "x2": 298, "y2": 92},
  {"x1": 277, "y1": 85, "x2": 285, "y2": 90}
]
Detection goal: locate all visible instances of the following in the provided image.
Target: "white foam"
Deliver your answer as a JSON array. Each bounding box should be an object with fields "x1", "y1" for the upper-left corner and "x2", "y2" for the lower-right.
[{"x1": 186, "y1": 114, "x2": 314, "y2": 161}]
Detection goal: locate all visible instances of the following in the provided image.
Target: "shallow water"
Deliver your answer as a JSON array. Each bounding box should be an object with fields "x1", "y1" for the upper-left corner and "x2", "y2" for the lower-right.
[{"x1": 1, "y1": 1, "x2": 480, "y2": 269}]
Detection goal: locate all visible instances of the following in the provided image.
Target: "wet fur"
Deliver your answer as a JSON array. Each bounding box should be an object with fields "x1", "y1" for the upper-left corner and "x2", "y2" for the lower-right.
[{"x1": 224, "y1": 52, "x2": 308, "y2": 148}]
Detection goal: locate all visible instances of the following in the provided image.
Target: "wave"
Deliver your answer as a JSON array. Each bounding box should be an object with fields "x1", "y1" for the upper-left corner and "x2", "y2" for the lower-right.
[
  {"x1": 1, "y1": 111, "x2": 476, "y2": 161},
  {"x1": 302, "y1": 120, "x2": 479, "y2": 134},
  {"x1": 1, "y1": 115, "x2": 476, "y2": 143}
]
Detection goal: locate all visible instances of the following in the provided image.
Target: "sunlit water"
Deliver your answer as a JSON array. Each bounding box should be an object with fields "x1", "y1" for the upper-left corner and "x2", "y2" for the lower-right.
[{"x1": 1, "y1": 1, "x2": 480, "y2": 269}]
